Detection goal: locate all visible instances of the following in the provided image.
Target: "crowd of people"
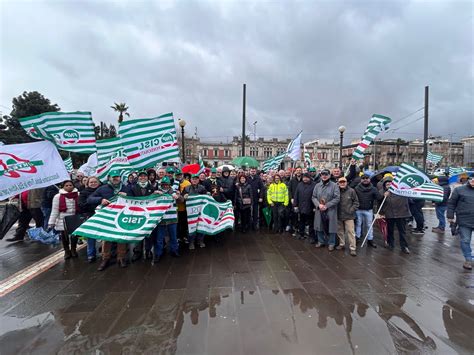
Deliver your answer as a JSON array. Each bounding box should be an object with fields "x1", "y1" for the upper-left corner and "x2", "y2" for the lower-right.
[{"x1": 4, "y1": 160, "x2": 474, "y2": 271}]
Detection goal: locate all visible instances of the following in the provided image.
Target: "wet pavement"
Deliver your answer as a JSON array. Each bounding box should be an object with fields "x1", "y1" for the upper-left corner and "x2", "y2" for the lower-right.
[{"x1": 1, "y1": 210, "x2": 474, "y2": 354}]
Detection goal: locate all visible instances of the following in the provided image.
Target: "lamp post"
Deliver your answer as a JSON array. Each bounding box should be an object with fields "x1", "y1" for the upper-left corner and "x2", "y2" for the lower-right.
[
  {"x1": 338, "y1": 125, "x2": 346, "y2": 168},
  {"x1": 178, "y1": 119, "x2": 186, "y2": 163}
]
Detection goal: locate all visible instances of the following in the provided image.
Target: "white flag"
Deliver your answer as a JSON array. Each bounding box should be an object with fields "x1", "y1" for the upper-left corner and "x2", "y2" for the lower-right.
[
  {"x1": 286, "y1": 131, "x2": 302, "y2": 161},
  {"x1": 0, "y1": 141, "x2": 70, "y2": 200}
]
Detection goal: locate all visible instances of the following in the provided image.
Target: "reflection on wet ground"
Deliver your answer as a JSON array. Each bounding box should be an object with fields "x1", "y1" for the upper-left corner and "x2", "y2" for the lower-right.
[{"x1": 1, "y1": 211, "x2": 474, "y2": 354}]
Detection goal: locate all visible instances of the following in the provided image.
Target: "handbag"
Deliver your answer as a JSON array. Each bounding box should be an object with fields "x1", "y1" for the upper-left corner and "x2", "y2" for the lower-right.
[
  {"x1": 239, "y1": 187, "x2": 252, "y2": 205},
  {"x1": 64, "y1": 214, "x2": 89, "y2": 235}
]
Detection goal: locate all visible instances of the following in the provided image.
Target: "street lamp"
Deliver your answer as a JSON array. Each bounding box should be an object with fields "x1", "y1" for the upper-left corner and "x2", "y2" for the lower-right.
[
  {"x1": 338, "y1": 125, "x2": 346, "y2": 168},
  {"x1": 178, "y1": 119, "x2": 186, "y2": 163}
]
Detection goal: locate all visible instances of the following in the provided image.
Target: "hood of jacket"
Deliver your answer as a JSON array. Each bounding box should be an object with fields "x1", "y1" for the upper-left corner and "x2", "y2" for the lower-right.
[{"x1": 59, "y1": 188, "x2": 79, "y2": 195}]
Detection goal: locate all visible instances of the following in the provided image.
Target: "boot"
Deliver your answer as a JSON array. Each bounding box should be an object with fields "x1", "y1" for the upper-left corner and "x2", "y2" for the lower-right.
[
  {"x1": 70, "y1": 235, "x2": 78, "y2": 258},
  {"x1": 61, "y1": 232, "x2": 71, "y2": 260},
  {"x1": 97, "y1": 259, "x2": 109, "y2": 271}
]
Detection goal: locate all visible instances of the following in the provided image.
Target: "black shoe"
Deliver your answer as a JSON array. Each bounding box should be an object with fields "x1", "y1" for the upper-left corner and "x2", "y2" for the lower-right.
[
  {"x1": 6, "y1": 236, "x2": 24, "y2": 242},
  {"x1": 310, "y1": 238, "x2": 317, "y2": 244},
  {"x1": 97, "y1": 259, "x2": 109, "y2": 271},
  {"x1": 388, "y1": 244, "x2": 395, "y2": 251},
  {"x1": 402, "y1": 247, "x2": 410, "y2": 254},
  {"x1": 356, "y1": 238, "x2": 361, "y2": 245},
  {"x1": 71, "y1": 249, "x2": 78, "y2": 258},
  {"x1": 64, "y1": 250, "x2": 72, "y2": 260},
  {"x1": 367, "y1": 240, "x2": 377, "y2": 249},
  {"x1": 131, "y1": 252, "x2": 142, "y2": 263},
  {"x1": 88, "y1": 256, "x2": 96, "y2": 263},
  {"x1": 170, "y1": 252, "x2": 180, "y2": 258},
  {"x1": 152, "y1": 256, "x2": 161, "y2": 264},
  {"x1": 144, "y1": 250, "x2": 153, "y2": 260},
  {"x1": 118, "y1": 259, "x2": 128, "y2": 268}
]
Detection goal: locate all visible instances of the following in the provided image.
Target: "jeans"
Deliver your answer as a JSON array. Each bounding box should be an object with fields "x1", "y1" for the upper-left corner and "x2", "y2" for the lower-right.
[
  {"x1": 458, "y1": 226, "x2": 473, "y2": 262},
  {"x1": 355, "y1": 209, "x2": 374, "y2": 240},
  {"x1": 435, "y1": 205, "x2": 447, "y2": 230},
  {"x1": 41, "y1": 207, "x2": 52, "y2": 229},
  {"x1": 188, "y1": 232, "x2": 204, "y2": 244},
  {"x1": 251, "y1": 201, "x2": 259, "y2": 228},
  {"x1": 155, "y1": 223, "x2": 179, "y2": 257},
  {"x1": 387, "y1": 218, "x2": 408, "y2": 249},
  {"x1": 317, "y1": 230, "x2": 336, "y2": 246},
  {"x1": 87, "y1": 238, "x2": 97, "y2": 258}
]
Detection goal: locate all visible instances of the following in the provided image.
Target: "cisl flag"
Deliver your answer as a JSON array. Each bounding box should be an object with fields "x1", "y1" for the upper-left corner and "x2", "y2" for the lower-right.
[
  {"x1": 0, "y1": 141, "x2": 70, "y2": 200},
  {"x1": 186, "y1": 195, "x2": 235, "y2": 235},
  {"x1": 73, "y1": 195, "x2": 174, "y2": 242}
]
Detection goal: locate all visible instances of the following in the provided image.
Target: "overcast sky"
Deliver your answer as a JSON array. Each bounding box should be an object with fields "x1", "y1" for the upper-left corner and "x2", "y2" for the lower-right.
[{"x1": 1, "y1": 0, "x2": 473, "y2": 143}]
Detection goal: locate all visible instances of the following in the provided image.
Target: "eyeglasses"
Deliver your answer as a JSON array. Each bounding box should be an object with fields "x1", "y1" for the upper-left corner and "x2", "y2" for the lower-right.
[{"x1": 321, "y1": 173, "x2": 329, "y2": 176}]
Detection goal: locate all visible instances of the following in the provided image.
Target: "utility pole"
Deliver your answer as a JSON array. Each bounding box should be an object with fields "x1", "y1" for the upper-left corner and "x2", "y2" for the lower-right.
[
  {"x1": 423, "y1": 86, "x2": 429, "y2": 171},
  {"x1": 241, "y1": 83, "x2": 246, "y2": 157}
]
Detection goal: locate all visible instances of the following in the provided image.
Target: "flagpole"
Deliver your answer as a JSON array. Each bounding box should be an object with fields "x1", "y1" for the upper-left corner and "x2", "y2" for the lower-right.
[{"x1": 361, "y1": 195, "x2": 387, "y2": 248}]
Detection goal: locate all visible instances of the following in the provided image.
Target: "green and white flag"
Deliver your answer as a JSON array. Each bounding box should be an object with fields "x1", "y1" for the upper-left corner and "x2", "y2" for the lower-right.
[
  {"x1": 390, "y1": 163, "x2": 444, "y2": 202},
  {"x1": 198, "y1": 154, "x2": 205, "y2": 173},
  {"x1": 63, "y1": 157, "x2": 73, "y2": 173},
  {"x1": 262, "y1": 153, "x2": 286, "y2": 172},
  {"x1": 286, "y1": 131, "x2": 302, "y2": 161},
  {"x1": 186, "y1": 195, "x2": 234, "y2": 235},
  {"x1": 352, "y1": 114, "x2": 392, "y2": 160},
  {"x1": 119, "y1": 112, "x2": 180, "y2": 170},
  {"x1": 427, "y1": 151, "x2": 443, "y2": 164},
  {"x1": 19, "y1": 111, "x2": 96, "y2": 153},
  {"x1": 95, "y1": 137, "x2": 132, "y2": 182},
  {"x1": 73, "y1": 195, "x2": 174, "y2": 243},
  {"x1": 304, "y1": 148, "x2": 311, "y2": 167},
  {"x1": 448, "y1": 167, "x2": 466, "y2": 176}
]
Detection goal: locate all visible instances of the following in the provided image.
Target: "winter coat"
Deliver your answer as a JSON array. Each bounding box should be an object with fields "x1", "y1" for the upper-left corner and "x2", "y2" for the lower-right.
[
  {"x1": 355, "y1": 183, "x2": 381, "y2": 211},
  {"x1": 48, "y1": 188, "x2": 79, "y2": 231},
  {"x1": 203, "y1": 177, "x2": 221, "y2": 193},
  {"x1": 78, "y1": 186, "x2": 99, "y2": 216},
  {"x1": 218, "y1": 175, "x2": 235, "y2": 201},
  {"x1": 267, "y1": 182, "x2": 289, "y2": 206},
  {"x1": 379, "y1": 188, "x2": 411, "y2": 219},
  {"x1": 87, "y1": 183, "x2": 128, "y2": 208},
  {"x1": 346, "y1": 164, "x2": 357, "y2": 185},
  {"x1": 128, "y1": 182, "x2": 155, "y2": 197},
  {"x1": 294, "y1": 180, "x2": 316, "y2": 214},
  {"x1": 447, "y1": 183, "x2": 474, "y2": 228},
  {"x1": 183, "y1": 184, "x2": 208, "y2": 196},
  {"x1": 435, "y1": 176, "x2": 451, "y2": 207},
  {"x1": 338, "y1": 187, "x2": 359, "y2": 221},
  {"x1": 247, "y1": 175, "x2": 264, "y2": 200},
  {"x1": 289, "y1": 176, "x2": 303, "y2": 200},
  {"x1": 42, "y1": 185, "x2": 59, "y2": 209},
  {"x1": 312, "y1": 180, "x2": 340, "y2": 233},
  {"x1": 235, "y1": 183, "x2": 253, "y2": 210}
]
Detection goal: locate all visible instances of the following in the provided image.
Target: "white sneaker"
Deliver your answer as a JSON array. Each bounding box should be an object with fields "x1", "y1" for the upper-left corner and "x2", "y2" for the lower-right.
[
  {"x1": 285, "y1": 226, "x2": 291, "y2": 232},
  {"x1": 199, "y1": 241, "x2": 206, "y2": 248},
  {"x1": 189, "y1": 242, "x2": 195, "y2": 250}
]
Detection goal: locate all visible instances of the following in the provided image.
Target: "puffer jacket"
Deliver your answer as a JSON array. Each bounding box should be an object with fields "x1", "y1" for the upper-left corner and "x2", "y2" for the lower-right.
[
  {"x1": 267, "y1": 182, "x2": 289, "y2": 206},
  {"x1": 447, "y1": 183, "x2": 474, "y2": 228},
  {"x1": 218, "y1": 175, "x2": 235, "y2": 201},
  {"x1": 48, "y1": 188, "x2": 79, "y2": 231},
  {"x1": 355, "y1": 183, "x2": 381, "y2": 210},
  {"x1": 78, "y1": 186, "x2": 99, "y2": 216},
  {"x1": 183, "y1": 184, "x2": 208, "y2": 196},
  {"x1": 87, "y1": 183, "x2": 128, "y2": 208},
  {"x1": 379, "y1": 184, "x2": 411, "y2": 219},
  {"x1": 289, "y1": 175, "x2": 303, "y2": 200},
  {"x1": 235, "y1": 183, "x2": 253, "y2": 209},
  {"x1": 177, "y1": 179, "x2": 191, "y2": 212},
  {"x1": 435, "y1": 176, "x2": 451, "y2": 207},
  {"x1": 294, "y1": 180, "x2": 316, "y2": 214},
  {"x1": 338, "y1": 187, "x2": 359, "y2": 220}
]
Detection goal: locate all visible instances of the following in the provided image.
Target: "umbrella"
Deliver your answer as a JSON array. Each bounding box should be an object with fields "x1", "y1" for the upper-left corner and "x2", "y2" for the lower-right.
[
  {"x1": 370, "y1": 166, "x2": 400, "y2": 185},
  {"x1": 181, "y1": 164, "x2": 201, "y2": 175},
  {"x1": 448, "y1": 171, "x2": 474, "y2": 185},
  {"x1": 231, "y1": 156, "x2": 259, "y2": 168},
  {"x1": 262, "y1": 206, "x2": 272, "y2": 226},
  {"x1": 217, "y1": 164, "x2": 235, "y2": 171}
]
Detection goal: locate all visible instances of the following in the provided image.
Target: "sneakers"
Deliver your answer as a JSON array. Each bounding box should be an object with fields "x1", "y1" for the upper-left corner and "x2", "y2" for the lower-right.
[
  {"x1": 88, "y1": 256, "x2": 96, "y2": 263},
  {"x1": 350, "y1": 250, "x2": 357, "y2": 256},
  {"x1": 292, "y1": 232, "x2": 298, "y2": 238},
  {"x1": 463, "y1": 261, "x2": 472, "y2": 270},
  {"x1": 189, "y1": 242, "x2": 195, "y2": 250},
  {"x1": 199, "y1": 241, "x2": 206, "y2": 248},
  {"x1": 335, "y1": 245, "x2": 345, "y2": 250},
  {"x1": 412, "y1": 230, "x2": 424, "y2": 236},
  {"x1": 285, "y1": 226, "x2": 291, "y2": 232},
  {"x1": 432, "y1": 227, "x2": 445, "y2": 234},
  {"x1": 315, "y1": 243, "x2": 324, "y2": 248},
  {"x1": 328, "y1": 245, "x2": 335, "y2": 252},
  {"x1": 367, "y1": 240, "x2": 377, "y2": 249},
  {"x1": 118, "y1": 259, "x2": 128, "y2": 268},
  {"x1": 402, "y1": 247, "x2": 410, "y2": 254}
]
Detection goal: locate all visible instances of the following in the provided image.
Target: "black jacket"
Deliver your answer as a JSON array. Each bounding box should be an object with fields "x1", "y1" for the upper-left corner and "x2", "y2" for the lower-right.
[
  {"x1": 203, "y1": 177, "x2": 221, "y2": 193},
  {"x1": 184, "y1": 184, "x2": 208, "y2": 196},
  {"x1": 235, "y1": 183, "x2": 253, "y2": 209},
  {"x1": 435, "y1": 176, "x2": 451, "y2": 207},
  {"x1": 128, "y1": 182, "x2": 155, "y2": 197},
  {"x1": 294, "y1": 180, "x2": 316, "y2": 214},
  {"x1": 447, "y1": 183, "x2": 474, "y2": 228},
  {"x1": 355, "y1": 183, "x2": 381, "y2": 210},
  {"x1": 218, "y1": 175, "x2": 235, "y2": 201},
  {"x1": 42, "y1": 185, "x2": 59, "y2": 209},
  {"x1": 247, "y1": 175, "x2": 264, "y2": 200},
  {"x1": 87, "y1": 183, "x2": 128, "y2": 208},
  {"x1": 289, "y1": 175, "x2": 303, "y2": 200},
  {"x1": 78, "y1": 186, "x2": 99, "y2": 215}
]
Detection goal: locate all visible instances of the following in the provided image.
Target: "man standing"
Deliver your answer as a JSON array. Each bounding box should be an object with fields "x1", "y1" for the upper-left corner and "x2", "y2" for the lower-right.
[
  {"x1": 6, "y1": 188, "x2": 44, "y2": 242},
  {"x1": 336, "y1": 177, "x2": 359, "y2": 256},
  {"x1": 308, "y1": 167, "x2": 320, "y2": 184},
  {"x1": 432, "y1": 176, "x2": 451, "y2": 233},
  {"x1": 247, "y1": 167, "x2": 264, "y2": 230},
  {"x1": 183, "y1": 174, "x2": 209, "y2": 250},
  {"x1": 218, "y1": 167, "x2": 235, "y2": 202},
  {"x1": 203, "y1": 168, "x2": 220, "y2": 193},
  {"x1": 312, "y1": 169, "x2": 340, "y2": 251},
  {"x1": 87, "y1": 170, "x2": 129, "y2": 270},
  {"x1": 447, "y1": 176, "x2": 474, "y2": 270},
  {"x1": 294, "y1": 173, "x2": 316, "y2": 241},
  {"x1": 354, "y1": 173, "x2": 381, "y2": 248},
  {"x1": 289, "y1": 167, "x2": 303, "y2": 234},
  {"x1": 409, "y1": 198, "x2": 425, "y2": 235}
]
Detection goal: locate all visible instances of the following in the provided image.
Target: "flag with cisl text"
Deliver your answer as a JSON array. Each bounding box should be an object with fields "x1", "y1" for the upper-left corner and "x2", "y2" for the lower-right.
[
  {"x1": 95, "y1": 137, "x2": 132, "y2": 182},
  {"x1": 73, "y1": 195, "x2": 174, "y2": 242},
  {"x1": 0, "y1": 141, "x2": 70, "y2": 200},
  {"x1": 19, "y1": 111, "x2": 96, "y2": 153},
  {"x1": 119, "y1": 112, "x2": 180, "y2": 170},
  {"x1": 186, "y1": 195, "x2": 234, "y2": 235}
]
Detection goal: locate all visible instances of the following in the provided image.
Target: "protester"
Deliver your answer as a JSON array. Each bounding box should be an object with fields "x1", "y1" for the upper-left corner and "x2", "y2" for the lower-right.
[
  {"x1": 293, "y1": 173, "x2": 316, "y2": 241},
  {"x1": 289, "y1": 167, "x2": 303, "y2": 234},
  {"x1": 330, "y1": 167, "x2": 342, "y2": 182},
  {"x1": 126, "y1": 173, "x2": 136, "y2": 187},
  {"x1": 409, "y1": 198, "x2": 425, "y2": 235},
  {"x1": 312, "y1": 169, "x2": 340, "y2": 250},
  {"x1": 203, "y1": 168, "x2": 220, "y2": 193},
  {"x1": 199, "y1": 172, "x2": 207, "y2": 185},
  {"x1": 148, "y1": 168, "x2": 159, "y2": 189},
  {"x1": 447, "y1": 176, "x2": 474, "y2": 270},
  {"x1": 432, "y1": 176, "x2": 451, "y2": 233},
  {"x1": 177, "y1": 172, "x2": 191, "y2": 243},
  {"x1": 48, "y1": 180, "x2": 80, "y2": 259},
  {"x1": 229, "y1": 170, "x2": 237, "y2": 179},
  {"x1": 79, "y1": 176, "x2": 88, "y2": 192},
  {"x1": 87, "y1": 170, "x2": 129, "y2": 270},
  {"x1": 267, "y1": 174, "x2": 289, "y2": 233},
  {"x1": 128, "y1": 170, "x2": 156, "y2": 262},
  {"x1": 354, "y1": 173, "x2": 381, "y2": 248},
  {"x1": 183, "y1": 174, "x2": 209, "y2": 249},
  {"x1": 157, "y1": 168, "x2": 166, "y2": 183},
  {"x1": 6, "y1": 188, "x2": 44, "y2": 242},
  {"x1": 235, "y1": 174, "x2": 253, "y2": 233},
  {"x1": 73, "y1": 171, "x2": 85, "y2": 190},
  {"x1": 218, "y1": 167, "x2": 235, "y2": 202},
  {"x1": 78, "y1": 176, "x2": 101, "y2": 262},
  {"x1": 308, "y1": 167, "x2": 320, "y2": 184},
  {"x1": 379, "y1": 177, "x2": 411, "y2": 254},
  {"x1": 336, "y1": 177, "x2": 359, "y2": 256},
  {"x1": 247, "y1": 167, "x2": 264, "y2": 230},
  {"x1": 154, "y1": 176, "x2": 180, "y2": 263},
  {"x1": 41, "y1": 184, "x2": 59, "y2": 229}
]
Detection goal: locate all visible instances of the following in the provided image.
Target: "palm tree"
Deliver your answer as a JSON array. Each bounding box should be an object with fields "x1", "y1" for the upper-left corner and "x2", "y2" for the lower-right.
[{"x1": 111, "y1": 102, "x2": 130, "y2": 123}]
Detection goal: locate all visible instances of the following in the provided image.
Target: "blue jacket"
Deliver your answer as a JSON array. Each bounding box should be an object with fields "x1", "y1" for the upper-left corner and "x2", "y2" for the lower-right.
[{"x1": 87, "y1": 183, "x2": 129, "y2": 208}]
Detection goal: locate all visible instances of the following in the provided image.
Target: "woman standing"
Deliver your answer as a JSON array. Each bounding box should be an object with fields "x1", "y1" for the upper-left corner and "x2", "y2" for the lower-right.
[
  {"x1": 78, "y1": 176, "x2": 101, "y2": 262},
  {"x1": 267, "y1": 174, "x2": 289, "y2": 233},
  {"x1": 48, "y1": 180, "x2": 80, "y2": 259},
  {"x1": 235, "y1": 174, "x2": 253, "y2": 233}
]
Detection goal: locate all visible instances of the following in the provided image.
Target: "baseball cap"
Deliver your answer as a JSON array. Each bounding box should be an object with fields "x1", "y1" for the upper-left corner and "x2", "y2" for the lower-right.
[
  {"x1": 160, "y1": 176, "x2": 171, "y2": 184},
  {"x1": 191, "y1": 173, "x2": 200, "y2": 178},
  {"x1": 175, "y1": 168, "x2": 182, "y2": 175},
  {"x1": 338, "y1": 177, "x2": 347, "y2": 183},
  {"x1": 109, "y1": 170, "x2": 121, "y2": 177},
  {"x1": 166, "y1": 167, "x2": 175, "y2": 173},
  {"x1": 211, "y1": 167, "x2": 217, "y2": 173},
  {"x1": 138, "y1": 170, "x2": 148, "y2": 177},
  {"x1": 321, "y1": 169, "x2": 330, "y2": 175},
  {"x1": 308, "y1": 167, "x2": 316, "y2": 172}
]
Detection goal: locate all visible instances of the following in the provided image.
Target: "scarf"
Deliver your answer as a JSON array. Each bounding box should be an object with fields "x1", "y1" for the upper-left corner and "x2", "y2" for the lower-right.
[{"x1": 59, "y1": 191, "x2": 79, "y2": 213}]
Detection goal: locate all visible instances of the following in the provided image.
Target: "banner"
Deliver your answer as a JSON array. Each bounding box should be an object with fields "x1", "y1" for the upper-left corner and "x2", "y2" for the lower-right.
[
  {"x1": 95, "y1": 138, "x2": 132, "y2": 182},
  {"x1": 78, "y1": 153, "x2": 98, "y2": 176},
  {"x1": 73, "y1": 195, "x2": 174, "y2": 242},
  {"x1": 427, "y1": 151, "x2": 443, "y2": 164},
  {"x1": 389, "y1": 163, "x2": 444, "y2": 202},
  {"x1": 19, "y1": 111, "x2": 96, "y2": 153},
  {"x1": 262, "y1": 153, "x2": 286, "y2": 172},
  {"x1": 286, "y1": 131, "x2": 302, "y2": 161},
  {"x1": 352, "y1": 114, "x2": 392, "y2": 160},
  {"x1": 119, "y1": 112, "x2": 180, "y2": 170},
  {"x1": 186, "y1": 195, "x2": 234, "y2": 235},
  {"x1": 0, "y1": 141, "x2": 70, "y2": 200}
]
